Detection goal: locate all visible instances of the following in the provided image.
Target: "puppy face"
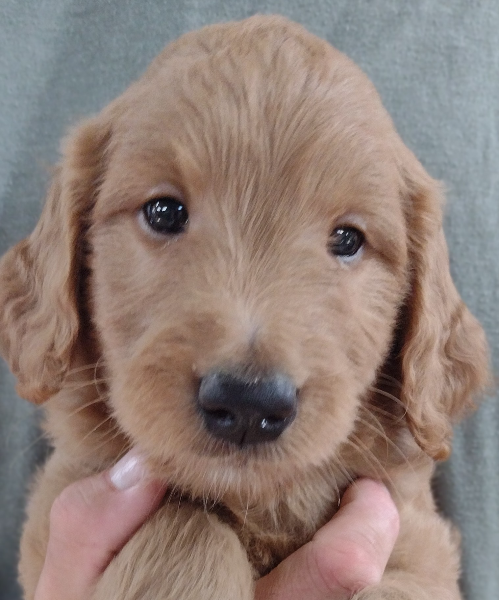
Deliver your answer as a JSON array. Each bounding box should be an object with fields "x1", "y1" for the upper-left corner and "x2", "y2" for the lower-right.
[
  {"x1": 89, "y1": 23, "x2": 407, "y2": 496},
  {"x1": 0, "y1": 17, "x2": 488, "y2": 502}
]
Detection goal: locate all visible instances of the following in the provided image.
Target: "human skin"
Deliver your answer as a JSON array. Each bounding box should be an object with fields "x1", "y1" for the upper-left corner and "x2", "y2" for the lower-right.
[{"x1": 34, "y1": 451, "x2": 399, "y2": 600}]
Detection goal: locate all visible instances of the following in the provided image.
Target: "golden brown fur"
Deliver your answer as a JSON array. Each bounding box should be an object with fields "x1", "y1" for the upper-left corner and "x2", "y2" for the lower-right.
[{"x1": 0, "y1": 16, "x2": 489, "y2": 600}]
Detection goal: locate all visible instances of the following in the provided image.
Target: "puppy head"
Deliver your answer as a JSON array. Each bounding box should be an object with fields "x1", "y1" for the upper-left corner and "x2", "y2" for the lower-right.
[{"x1": 0, "y1": 16, "x2": 488, "y2": 498}]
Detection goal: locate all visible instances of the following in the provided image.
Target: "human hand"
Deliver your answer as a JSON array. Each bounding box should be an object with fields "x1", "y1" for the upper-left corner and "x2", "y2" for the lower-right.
[
  {"x1": 255, "y1": 478, "x2": 400, "y2": 599},
  {"x1": 34, "y1": 451, "x2": 167, "y2": 600},
  {"x1": 35, "y1": 453, "x2": 399, "y2": 600}
]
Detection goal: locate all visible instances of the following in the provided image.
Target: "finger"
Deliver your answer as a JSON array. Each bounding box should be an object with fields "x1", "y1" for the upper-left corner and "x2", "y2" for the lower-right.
[
  {"x1": 35, "y1": 450, "x2": 166, "y2": 600},
  {"x1": 254, "y1": 479, "x2": 399, "y2": 600}
]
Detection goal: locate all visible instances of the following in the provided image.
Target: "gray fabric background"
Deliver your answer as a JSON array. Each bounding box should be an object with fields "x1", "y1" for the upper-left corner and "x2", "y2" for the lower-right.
[{"x1": 0, "y1": 1, "x2": 497, "y2": 599}]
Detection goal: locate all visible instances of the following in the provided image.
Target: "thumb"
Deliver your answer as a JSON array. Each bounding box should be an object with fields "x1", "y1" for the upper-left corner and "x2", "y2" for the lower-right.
[
  {"x1": 255, "y1": 479, "x2": 399, "y2": 600},
  {"x1": 35, "y1": 450, "x2": 166, "y2": 600}
]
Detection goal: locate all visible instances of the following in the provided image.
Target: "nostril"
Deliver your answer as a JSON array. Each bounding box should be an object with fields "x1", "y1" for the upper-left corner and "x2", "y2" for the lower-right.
[
  {"x1": 258, "y1": 415, "x2": 287, "y2": 436},
  {"x1": 261, "y1": 415, "x2": 285, "y2": 428},
  {"x1": 243, "y1": 409, "x2": 296, "y2": 444},
  {"x1": 203, "y1": 408, "x2": 236, "y2": 428}
]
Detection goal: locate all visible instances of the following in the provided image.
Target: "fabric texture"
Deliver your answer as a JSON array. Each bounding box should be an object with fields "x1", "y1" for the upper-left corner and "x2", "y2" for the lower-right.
[{"x1": 0, "y1": 2, "x2": 497, "y2": 599}]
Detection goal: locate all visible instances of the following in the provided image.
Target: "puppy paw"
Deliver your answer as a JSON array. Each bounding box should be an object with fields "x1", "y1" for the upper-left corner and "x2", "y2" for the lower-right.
[
  {"x1": 92, "y1": 503, "x2": 254, "y2": 600},
  {"x1": 354, "y1": 589, "x2": 412, "y2": 600},
  {"x1": 353, "y1": 580, "x2": 460, "y2": 600}
]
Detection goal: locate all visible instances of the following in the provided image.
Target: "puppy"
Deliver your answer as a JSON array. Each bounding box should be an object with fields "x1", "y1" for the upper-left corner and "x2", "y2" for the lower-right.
[{"x1": 0, "y1": 15, "x2": 488, "y2": 600}]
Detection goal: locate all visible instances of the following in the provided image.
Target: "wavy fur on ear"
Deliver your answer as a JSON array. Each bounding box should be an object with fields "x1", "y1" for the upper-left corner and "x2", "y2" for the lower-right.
[
  {"x1": 397, "y1": 148, "x2": 489, "y2": 460},
  {"x1": 0, "y1": 118, "x2": 109, "y2": 403}
]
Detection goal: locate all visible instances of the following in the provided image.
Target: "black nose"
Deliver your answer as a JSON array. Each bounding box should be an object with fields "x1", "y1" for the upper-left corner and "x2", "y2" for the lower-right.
[{"x1": 198, "y1": 371, "x2": 297, "y2": 445}]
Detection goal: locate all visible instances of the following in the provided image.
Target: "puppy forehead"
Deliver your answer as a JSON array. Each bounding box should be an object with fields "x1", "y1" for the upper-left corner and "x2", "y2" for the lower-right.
[{"x1": 97, "y1": 18, "x2": 404, "y2": 236}]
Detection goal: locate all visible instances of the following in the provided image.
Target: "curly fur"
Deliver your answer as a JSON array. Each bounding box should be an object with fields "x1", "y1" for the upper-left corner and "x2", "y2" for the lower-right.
[{"x1": 0, "y1": 15, "x2": 489, "y2": 600}]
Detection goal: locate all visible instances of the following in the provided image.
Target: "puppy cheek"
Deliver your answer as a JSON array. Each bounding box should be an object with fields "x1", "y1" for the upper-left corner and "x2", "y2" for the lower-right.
[
  {"x1": 291, "y1": 380, "x2": 360, "y2": 466},
  {"x1": 109, "y1": 349, "x2": 202, "y2": 459}
]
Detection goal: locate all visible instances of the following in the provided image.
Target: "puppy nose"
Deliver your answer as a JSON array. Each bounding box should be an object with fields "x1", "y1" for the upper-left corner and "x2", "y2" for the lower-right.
[{"x1": 198, "y1": 372, "x2": 297, "y2": 445}]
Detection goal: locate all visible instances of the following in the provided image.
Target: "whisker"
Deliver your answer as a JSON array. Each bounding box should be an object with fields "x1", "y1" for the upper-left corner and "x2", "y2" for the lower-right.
[
  {"x1": 326, "y1": 463, "x2": 345, "y2": 509},
  {"x1": 7, "y1": 430, "x2": 51, "y2": 471},
  {"x1": 62, "y1": 378, "x2": 111, "y2": 392},
  {"x1": 345, "y1": 435, "x2": 401, "y2": 502},
  {"x1": 376, "y1": 372, "x2": 402, "y2": 388},
  {"x1": 349, "y1": 435, "x2": 385, "y2": 475},
  {"x1": 330, "y1": 455, "x2": 355, "y2": 487},
  {"x1": 367, "y1": 404, "x2": 406, "y2": 423},
  {"x1": 79, "y1": 414, "x2": 114, "y2": 444},
  {"x1": 345, "y1": 441, "x2": 380, "y2": 483},
  {"x1": 242, "y1": 493, "x2": 250, "y2": 528},
  {"x1": 10, "y1": 399, "x2": 112, "y2": 471},
  {"x1": 91, "y1": 425, "x2": 126, "y2": 457},
  {"x1": 368, "y1": 386, "x2": 407, "y2": 414},
  {"x1": 65, "y1": 364, "x2": 99, "y2": 376},
  {"x1": 357, "y1": 410, "x2": 413, "y2": 472},
  {"x1": 65, "y1": 357, "x2": 105, "y2": 377},
  {"x1": 65, "y1": 396, "x2": 109, "y2": 418}
]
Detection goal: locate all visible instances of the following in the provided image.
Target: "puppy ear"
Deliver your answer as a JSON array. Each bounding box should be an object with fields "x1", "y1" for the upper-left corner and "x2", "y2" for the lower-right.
[
  {"x1": 0, "y1": 117, "x2": 109, "y2": 404},
  {"x1": 397, "y1": 149, "x2": 489, "y2": 460}
]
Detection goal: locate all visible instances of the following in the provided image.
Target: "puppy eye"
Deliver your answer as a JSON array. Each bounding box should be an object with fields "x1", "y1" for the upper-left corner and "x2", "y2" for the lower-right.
[
  {"x1": 142, "y1": 197, "x2": 188, "y2": 235},
  {"x1": 329, "y1": 226, "x2": 364, "y2": 258}
]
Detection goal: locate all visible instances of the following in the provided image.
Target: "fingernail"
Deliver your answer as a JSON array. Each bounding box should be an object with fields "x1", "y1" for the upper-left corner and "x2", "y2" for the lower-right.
[{"x1": 109, "y1": 450, "x2": 149, "y2": 490}]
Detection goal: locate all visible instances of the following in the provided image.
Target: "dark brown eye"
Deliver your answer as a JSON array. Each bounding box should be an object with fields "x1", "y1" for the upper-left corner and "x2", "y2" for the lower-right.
[
  {"x1": 142, "y1": 197, "x2": 188, "y2": 235},
  {"x1": 329, "y1": 227, "x2": 364, "y2": 258}
]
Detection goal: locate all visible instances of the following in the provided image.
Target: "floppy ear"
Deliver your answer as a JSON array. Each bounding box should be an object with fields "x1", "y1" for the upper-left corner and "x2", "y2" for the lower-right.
[
  {"x1": 397, "y1": 148, "x2": 489, "y2": 460},
  {"x1": 0, "y1": 117, "x2": 109, "y2": 404}
]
